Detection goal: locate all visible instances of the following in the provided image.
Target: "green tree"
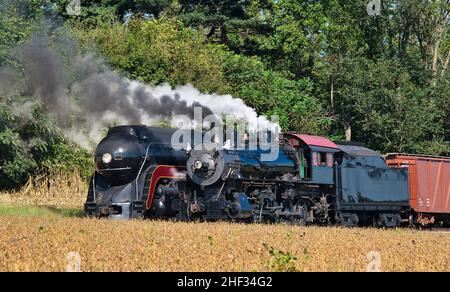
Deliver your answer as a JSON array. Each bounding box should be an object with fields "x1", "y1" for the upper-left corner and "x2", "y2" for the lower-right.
[
  {"x1": 0, "y1": 0, "x2": 50, "y2": 66},
  {"x1": 74, "y1": 17, "x2": 229, "y2": 93},
  {"x1": 328, "y1": 57, "x2": 449, "y2": 155},
  {"x1": 0, "y1": 101, "x2": 92, "y2": 189},
  {"x1": 224, "y1": 54, "x2": 330, "y2": 134},
  {"x1": 0, "y1": 0, "x2": 92, "y2": 190}
]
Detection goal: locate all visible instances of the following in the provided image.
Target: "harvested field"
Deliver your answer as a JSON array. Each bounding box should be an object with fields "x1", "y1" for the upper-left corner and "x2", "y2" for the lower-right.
[
  {"x1": 0, "y1": 175, "x2": 448, "y2": 272},
  {"x1": 0, "y1": 215, "x2": 449, "y2": 272}
]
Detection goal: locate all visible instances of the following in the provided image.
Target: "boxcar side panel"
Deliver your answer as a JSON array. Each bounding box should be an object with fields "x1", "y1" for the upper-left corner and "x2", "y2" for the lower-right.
[
  {"x1": 415, "y1": 158, "x2": 450, "y2": 213},
  {"x1": 386, "y1": 154, "x2": 450, "y2": 214}
]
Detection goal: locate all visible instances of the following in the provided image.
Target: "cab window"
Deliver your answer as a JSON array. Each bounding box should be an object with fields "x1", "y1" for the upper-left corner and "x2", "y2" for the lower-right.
[
  {"x1": 313, "y1": 152, "x2": 333, "y2": 167},
  {"x1": 319, "y1": 153, "x2": 327, "y2": 165}
]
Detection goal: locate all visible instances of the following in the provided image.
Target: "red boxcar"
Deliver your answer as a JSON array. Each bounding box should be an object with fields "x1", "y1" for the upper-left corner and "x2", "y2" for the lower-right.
[{"x1": 386, "y1": 154, "x2": 450, "y2": 225}]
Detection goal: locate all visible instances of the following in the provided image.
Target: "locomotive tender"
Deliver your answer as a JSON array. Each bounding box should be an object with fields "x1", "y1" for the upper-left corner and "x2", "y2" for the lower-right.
[{"x1": 85, "y1": 125, "x2": 449, "y2": 227}]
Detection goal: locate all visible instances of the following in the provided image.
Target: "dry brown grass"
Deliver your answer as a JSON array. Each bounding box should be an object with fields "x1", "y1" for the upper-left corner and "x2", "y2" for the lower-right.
[
  {"x1": 0, "y1": 217, "x2": 449, "y2": 272},
  {"x1": 0, "y1": 172, "x2": 87, "y2": 208},
  {"x1": 0, "y1": 173, "x2": 449, "y2": 272}
]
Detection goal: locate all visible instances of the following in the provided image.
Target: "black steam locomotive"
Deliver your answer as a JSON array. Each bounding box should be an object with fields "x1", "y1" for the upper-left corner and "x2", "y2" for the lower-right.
[{"x1": 85, "y1": 126, "x2": 410, "y2": 227}]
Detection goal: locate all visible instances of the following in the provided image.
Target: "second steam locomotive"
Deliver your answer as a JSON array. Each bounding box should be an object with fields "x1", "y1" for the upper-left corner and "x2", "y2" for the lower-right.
[{"x1": 85, "y1": 126, "x2": 450, "y2": 227}]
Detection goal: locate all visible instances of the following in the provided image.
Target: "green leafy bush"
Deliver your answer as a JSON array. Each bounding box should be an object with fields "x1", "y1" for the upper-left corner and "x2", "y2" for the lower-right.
[{"x1": 0, "y1": 101, "x2": 92, "y2": 190}]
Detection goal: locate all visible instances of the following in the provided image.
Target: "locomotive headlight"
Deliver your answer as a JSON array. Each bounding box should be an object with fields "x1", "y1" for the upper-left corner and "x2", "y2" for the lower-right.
[
  {"x1": 102, "y1": 153, "x2": 113, "y2": 164},
  {"x1": 194, "y1": 160, "x2": 203, "y2": 170}
]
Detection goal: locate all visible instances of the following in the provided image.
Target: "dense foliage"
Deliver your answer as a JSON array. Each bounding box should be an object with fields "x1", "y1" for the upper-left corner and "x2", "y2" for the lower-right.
[
  {"x1": 0, "y1": 0, "x2": 449, "y2": 189},
  {"x1": 0, "y1": 0, "x2": 91, "y2": 189}
]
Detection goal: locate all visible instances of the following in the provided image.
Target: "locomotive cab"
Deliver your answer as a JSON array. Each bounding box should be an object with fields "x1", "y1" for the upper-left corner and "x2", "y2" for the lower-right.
[{"x1": 283, "y1": 133, "x2": 339, "y2": 185}]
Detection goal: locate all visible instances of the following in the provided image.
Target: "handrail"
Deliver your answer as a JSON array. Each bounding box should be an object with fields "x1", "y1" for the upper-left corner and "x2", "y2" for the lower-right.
[
  {"x1": 133, "y1": 142, "x2": 181, "y2": 202},
  {"x1": 135, "y1": 143, "x2": 153, "y2": 201}
]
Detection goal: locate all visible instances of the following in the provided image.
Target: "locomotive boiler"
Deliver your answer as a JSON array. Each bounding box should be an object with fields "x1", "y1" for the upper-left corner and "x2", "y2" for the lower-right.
[{"x1": 85, "y1": 126, "x2": 191, "y2": 219}]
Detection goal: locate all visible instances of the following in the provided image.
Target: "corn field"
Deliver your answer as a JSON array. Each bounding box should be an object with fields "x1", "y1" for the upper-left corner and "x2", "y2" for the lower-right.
[{"x1": 0, "y1": 173, "x2": 87, "y2": 208}]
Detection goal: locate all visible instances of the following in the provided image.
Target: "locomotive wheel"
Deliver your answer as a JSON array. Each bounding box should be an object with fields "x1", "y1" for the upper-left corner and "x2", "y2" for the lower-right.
[
  {"x1": 375, "y1": 213, "x2": 402, "y2": 228},
  {"x1": 338, "y1": 213, "x2": 359, "y2": 227},
  {"x1": 291, "y1": 202, "x2": 308, "y2": 226}
]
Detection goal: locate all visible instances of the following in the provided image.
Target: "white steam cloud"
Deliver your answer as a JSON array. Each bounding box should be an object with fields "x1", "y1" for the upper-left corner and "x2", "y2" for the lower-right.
[{"x1": 0, "y1": 36, "x2": 275, "y2": 150}]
